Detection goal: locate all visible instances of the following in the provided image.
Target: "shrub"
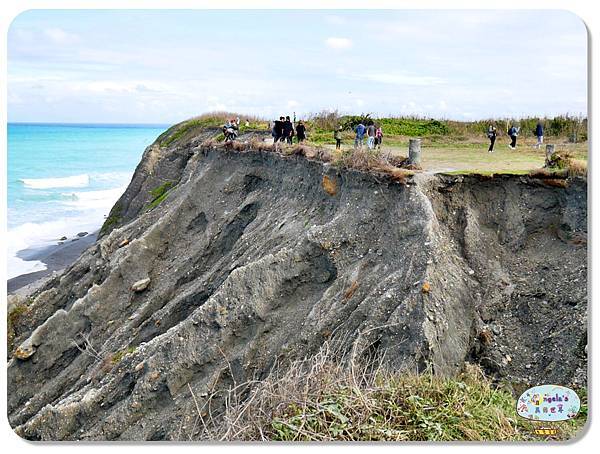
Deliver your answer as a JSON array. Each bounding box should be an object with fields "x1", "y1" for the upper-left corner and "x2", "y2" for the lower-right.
[{"x1": 191, "y1": 342, "x2": 586, "y2": 441}]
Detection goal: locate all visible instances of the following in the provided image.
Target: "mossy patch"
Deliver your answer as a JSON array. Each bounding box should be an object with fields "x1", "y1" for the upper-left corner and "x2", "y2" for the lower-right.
[
  {"x1": 100, "y1": 201, "x2": 123, "y2": 236},
  {"x1": 7, "y1": 299, "x2": 33, "y2": 351},
  {"x1": 111, "y1": 346, "x2": 137, "y2": 364},
  {"x1": 146, "y1": 181, "x2": 175, "y2": 211}
]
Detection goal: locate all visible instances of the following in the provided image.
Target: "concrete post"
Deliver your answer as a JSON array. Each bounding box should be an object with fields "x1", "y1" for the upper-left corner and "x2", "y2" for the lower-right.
[
  {"x1": 545, "y1": 144, "x2": 555, "y2": 167},
  {"x1": 409, "y1": 138, "x2": 422, "y2": 166}
]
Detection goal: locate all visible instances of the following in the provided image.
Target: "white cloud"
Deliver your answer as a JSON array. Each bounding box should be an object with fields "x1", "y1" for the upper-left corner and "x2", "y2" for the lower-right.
[
  {"x1": 325, "y1": 15, "x2": 347, "y2": 26},
  {"x1": 43, "y1": 28, "x2": 80, "y2": 45},
  {"x1": 325, "y1": 37, "x2": 352, "y2": 50},
  {"x1": 66, "y1": 80, "x2": 173, "y2": 95},
  {"x1": 355, "y1": 72, "x2": 446, "y2": 86}
]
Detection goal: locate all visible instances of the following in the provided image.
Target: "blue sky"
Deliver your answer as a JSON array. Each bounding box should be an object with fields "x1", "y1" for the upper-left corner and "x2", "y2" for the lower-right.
[{"x1": 8, "y1": 9, "x2": 587, "y2": 123}]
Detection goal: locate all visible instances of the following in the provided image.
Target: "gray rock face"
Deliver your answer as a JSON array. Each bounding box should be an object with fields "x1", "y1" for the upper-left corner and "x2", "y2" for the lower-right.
[{"x1": 7, "y1": 138, "x2": 587, "y2": 440}]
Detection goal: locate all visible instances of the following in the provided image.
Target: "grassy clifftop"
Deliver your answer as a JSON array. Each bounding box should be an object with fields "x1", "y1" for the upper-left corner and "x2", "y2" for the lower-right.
[{"x1": 153, "y1": 112, "x2": 588, "y2": 175}]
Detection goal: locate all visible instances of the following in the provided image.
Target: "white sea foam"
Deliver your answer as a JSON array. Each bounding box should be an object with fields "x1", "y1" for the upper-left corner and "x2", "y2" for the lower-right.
[
  {"x1": 7, "y1": 185, "x2": 127, "y2": 280},
  {"x1": 61, "y1": 186, "x2": 126, "y2": 211},
  {"x1": 6, "y1": 220, "x2": 69, "y2": 280},
  {"x1": 7, "y1": 255, "x2": 47, "y2": 281},
  {"x1": 20, "y1": 174, "x2": 90, "y2": 189}
]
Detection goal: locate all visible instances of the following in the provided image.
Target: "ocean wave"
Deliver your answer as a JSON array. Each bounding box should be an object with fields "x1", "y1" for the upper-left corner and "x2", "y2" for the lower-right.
[
  {"x1": 6, "y1": 216, "x2": 105, "y2": 280},
  {"x1": 89, "y1": 171, "x2": 132, "y2": 185},
  {"x1": 20, "y1": 174, "x2": 90, "y2": 189},
  {"x1": 7, "y1": 185, "x2": 125, "y2": 280},
  {"x1": 61, "y1": 186, "x2": 126, "y2": 210},
  {"x1": 6, "y1": 220, "x2": 84, "y2": 279}
]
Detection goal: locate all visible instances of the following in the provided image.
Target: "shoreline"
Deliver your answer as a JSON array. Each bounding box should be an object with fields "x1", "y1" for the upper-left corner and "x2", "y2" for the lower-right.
[{"x1": 7, "y1": 231, "x2": 98, "y2": 295}]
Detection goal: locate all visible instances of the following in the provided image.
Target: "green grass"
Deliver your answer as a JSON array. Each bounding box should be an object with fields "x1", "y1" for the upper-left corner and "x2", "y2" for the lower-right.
[
  {"x1": 304, "y1": 113, "x2": 587, "y2": 141},
  {"x1": 203, "y1": 343, "x2": 587, "y2": 441},
  {"x1": 154, "y1": 112, "x2": 588, "y2": 175},
  {"x1": 265, "y1": 368, "x2": 586, "y2": 441},
  {"x1": 146, "y1": 181, "x2": 175, "y2": 211},
  {"x1": 157, "y1": 113, "x2": 268, "y2": 147},
  {"x1": 299, "y1": 115, "x2": 588, "y2": 175}
]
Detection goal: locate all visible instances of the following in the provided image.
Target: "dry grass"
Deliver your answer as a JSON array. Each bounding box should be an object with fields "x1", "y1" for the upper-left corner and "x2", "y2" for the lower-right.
[
  {"x1": 528, "y1": 149, "x2": 587, "y2": 182},
  {"x1": 567, "y1": 159, "x2": 587, "y2": 177},
  {"x1": 331, "y1": 148, "x2": 415, "y2": 184},
  {"x1": 478, "y1": 329, "x2": 494, "y2": 347},
  {"x1": 187, "y1": 341, "x2": 586, "y2": 441},
  {"x1": 544, "y1": 150, "x2": 587, "y2": 177},
  {"x1": 542, "y1": 179, "x2": 569, "y2": 188},
  {"x1": 528, "y1": 168, "x2": 567, "y2": 179}
]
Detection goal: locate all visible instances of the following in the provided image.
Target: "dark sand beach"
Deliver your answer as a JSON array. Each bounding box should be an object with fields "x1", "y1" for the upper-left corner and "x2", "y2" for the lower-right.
[{"x1": 7, "y1": 231, "x2": 98, "y2": 294}]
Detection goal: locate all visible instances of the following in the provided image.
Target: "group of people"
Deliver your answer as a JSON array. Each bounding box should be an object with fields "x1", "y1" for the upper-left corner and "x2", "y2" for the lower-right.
[
  {"x1": 271, "y1": 116, "x2": 307, "y2": 144},
  {"x1": 486, "y1": 121, "x2": 544, "y2": 153},
  {"x1": 228, "y1": 114, "x2": 547, "y2": 156},
  {"x1": 352, "y1": 121, "x2": 383, "y2": 150},
  {"x1": 222, "y1": 117, "x2": 252, "y2": 142},
  {"x1": 228, "y1": 113, "x2": 387, "y2": 151},
  {"x1": 269, "y1": 116, "x2": 385, "y2": 151}
]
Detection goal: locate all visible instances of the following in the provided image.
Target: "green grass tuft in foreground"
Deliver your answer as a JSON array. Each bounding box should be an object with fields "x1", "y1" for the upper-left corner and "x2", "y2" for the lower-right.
[{"x1": 197, "y1": 343, "x2": 587, "y2": 441}]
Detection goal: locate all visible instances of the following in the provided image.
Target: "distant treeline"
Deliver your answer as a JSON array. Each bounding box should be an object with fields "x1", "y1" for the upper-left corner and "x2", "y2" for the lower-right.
[{"x1": 307, "y1": 111, "x2": 588, "y2": 140}]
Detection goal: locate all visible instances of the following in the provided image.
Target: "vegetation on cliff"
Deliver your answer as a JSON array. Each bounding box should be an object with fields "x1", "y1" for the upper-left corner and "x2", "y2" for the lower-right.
[{"x1": 196, "y1": 344, "x2": 587, "y2": 441}]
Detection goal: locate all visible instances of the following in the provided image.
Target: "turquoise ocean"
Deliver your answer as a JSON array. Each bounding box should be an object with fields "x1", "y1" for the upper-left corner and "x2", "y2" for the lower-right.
[{"x1": 6, "y1": 123, "x2": 168, "y2": 279}]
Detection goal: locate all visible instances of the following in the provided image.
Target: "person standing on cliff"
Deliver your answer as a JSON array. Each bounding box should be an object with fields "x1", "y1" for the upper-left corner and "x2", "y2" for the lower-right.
[
  {"x1": 296, "y1": 120, "x2": 307, "y2": 143},
  {"x1": 535, "y1": 121, "x2": 544, "y2": 148},
  {"x1": 273, "y1": 116, "x2": 285, "y2": 143},
  {"x1": 487, "y1": 124, "x2": 497, "y2": 153},
  {"x1": 334, "y1": 126, "x2": 343, "y2": 149},
  {"x1": 354, "y1": 122, "x2": 366, "y2": 149},
  {"x1": 366, "y1": 121, "x2": 376, "y2": 149},
  {"x1": 375, "y1": 125, "x2": 383, "y2": 149},
  {"x1": 283, "y1": 116, "x2": 294, "y2": 144},
  {"x1": 508, "y1": 124, "x2": 519, "y2": 149}
]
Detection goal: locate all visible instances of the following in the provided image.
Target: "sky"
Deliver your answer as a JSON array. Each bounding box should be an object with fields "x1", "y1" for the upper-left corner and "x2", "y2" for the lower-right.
[{"x1": 7, "y1": 9, "x2": 588, "y2": 123}]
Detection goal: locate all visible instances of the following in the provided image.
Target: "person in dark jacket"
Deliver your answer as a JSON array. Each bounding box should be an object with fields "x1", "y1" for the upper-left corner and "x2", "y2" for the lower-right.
[
  {"x1": 334, "y1": 126, "x2": 342, "y2": 149},
  {"x1": 283, "y1": 116, "x2": 294, "y2": 144},
  {"x1": 354, "y1": 123, "x2": 366, "y2": 149},
  {"x1": 296, "y1": 121, "x2": 306, "y2": 143},
  {"x1": 273, "y1": 116, "x2": 285, "y2": 143},
  {"x1": 508, "y1": 124, "x2": 519, "y2": 149},
  {"x1": 535, "y1": 122, "x2": 544, "y2": 148},
  {"x1": 487, "y1": 124, "x2": 497, "y2": 153}
]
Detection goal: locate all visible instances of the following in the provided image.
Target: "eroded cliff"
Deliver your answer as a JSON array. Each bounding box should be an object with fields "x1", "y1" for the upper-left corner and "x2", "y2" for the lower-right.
[{"x1": 7, "y1": 129, "x2": 587, "y2": 440}]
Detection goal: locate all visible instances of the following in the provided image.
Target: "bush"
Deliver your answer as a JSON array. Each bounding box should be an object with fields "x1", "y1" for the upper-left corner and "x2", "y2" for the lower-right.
[{"x1": 191, "y1": 341, "x2": 586, "y2": 441}]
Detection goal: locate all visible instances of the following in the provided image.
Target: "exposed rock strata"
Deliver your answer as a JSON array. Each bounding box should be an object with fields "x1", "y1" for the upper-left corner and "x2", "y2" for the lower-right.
[{"x1": 7, "y1": 134, "x2": 587, "y2": 440}]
